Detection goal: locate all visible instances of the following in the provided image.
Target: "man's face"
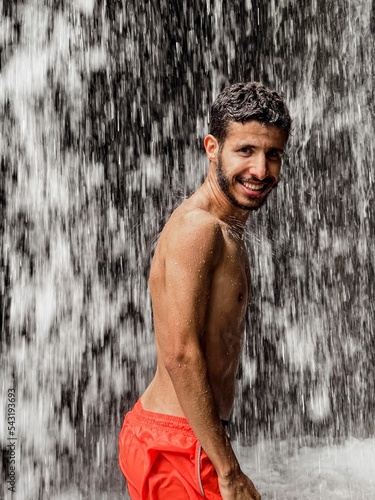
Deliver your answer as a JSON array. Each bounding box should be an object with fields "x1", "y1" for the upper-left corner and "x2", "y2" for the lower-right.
[{"x1": 215, "y1": 120, "x2": 287, "y2": 211}]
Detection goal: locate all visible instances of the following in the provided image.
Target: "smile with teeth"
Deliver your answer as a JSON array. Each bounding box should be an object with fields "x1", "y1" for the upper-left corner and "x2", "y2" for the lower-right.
[{"x1": 240, "y1": 180, "x2": 266, "y2": 191}]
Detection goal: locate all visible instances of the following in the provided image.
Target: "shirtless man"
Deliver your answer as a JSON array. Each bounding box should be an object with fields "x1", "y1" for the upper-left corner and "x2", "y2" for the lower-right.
[{"x1": 119, "y1": 82, "x2": 291, "y2": 499}]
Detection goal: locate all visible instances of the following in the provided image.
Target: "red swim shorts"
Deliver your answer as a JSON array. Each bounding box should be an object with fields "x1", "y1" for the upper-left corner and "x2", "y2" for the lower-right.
[{"x1": 118, "y1": 400, "x2": 222, "y2": 499}]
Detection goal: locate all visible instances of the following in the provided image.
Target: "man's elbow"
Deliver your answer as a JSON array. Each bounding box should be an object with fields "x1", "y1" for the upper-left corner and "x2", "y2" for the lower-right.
[{"x1": 163, "y1": 345, "x2": 204, "y2": 374}]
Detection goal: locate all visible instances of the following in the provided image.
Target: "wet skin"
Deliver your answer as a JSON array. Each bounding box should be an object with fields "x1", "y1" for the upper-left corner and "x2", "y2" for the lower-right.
[
  {"x1": 214, "y1": 120, "x2": 285, "y2": 212},
  {"x1": 141, "y1": 121, "x2": 288, "y2": 500}
]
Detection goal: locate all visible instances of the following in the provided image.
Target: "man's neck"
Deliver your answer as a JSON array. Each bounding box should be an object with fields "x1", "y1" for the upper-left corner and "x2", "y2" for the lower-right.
[{"x1": 196, "y1": 168, "x2": 250, "y2": 237}]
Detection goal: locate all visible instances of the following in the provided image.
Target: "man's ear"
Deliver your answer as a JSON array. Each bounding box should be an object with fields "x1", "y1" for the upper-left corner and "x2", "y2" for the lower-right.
[{"x1": 203, "y1": 134, "x2": 219, "y2": 162}]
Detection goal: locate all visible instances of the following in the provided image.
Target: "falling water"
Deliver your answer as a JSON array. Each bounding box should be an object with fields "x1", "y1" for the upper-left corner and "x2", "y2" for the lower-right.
[{"x1": 0, "y1": 0, "x2": 374, "y2": 498}]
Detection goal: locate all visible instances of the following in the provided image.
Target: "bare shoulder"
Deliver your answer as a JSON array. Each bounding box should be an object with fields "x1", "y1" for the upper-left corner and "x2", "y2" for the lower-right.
[
  {"x1": 162, "y1": 207, "x2": 225, "y2": 265},
  {"x1": 167, "y1": 207, "x2": 224, "y2": 243}
]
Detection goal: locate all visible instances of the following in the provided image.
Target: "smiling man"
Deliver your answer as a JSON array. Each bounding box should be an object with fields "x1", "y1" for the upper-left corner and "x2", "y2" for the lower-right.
[{"x1": 119, "y1": 82, "x2": 291, "y2": 500}]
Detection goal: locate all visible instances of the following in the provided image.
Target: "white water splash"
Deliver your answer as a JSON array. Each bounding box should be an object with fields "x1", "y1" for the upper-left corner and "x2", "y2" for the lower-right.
[{"x1": 237, "y1": 437, "x2": 375, "y2": 500}]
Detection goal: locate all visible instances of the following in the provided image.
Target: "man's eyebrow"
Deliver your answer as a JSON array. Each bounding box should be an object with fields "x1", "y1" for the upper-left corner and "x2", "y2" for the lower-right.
[
  {"x1": 236, "y1": 142, "x2": 256, "y2": 149},
  {"x1": 237, "y1": 143, "x2": 285, "y2": 154},
  {"x1": 270, "y1": 147, "x2": 285, "y2": 154}
]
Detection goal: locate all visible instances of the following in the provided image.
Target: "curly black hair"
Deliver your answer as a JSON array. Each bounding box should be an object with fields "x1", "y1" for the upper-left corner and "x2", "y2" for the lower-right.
[{"x1": 209, "y1": 82, "x2": 292, "y2": 145}]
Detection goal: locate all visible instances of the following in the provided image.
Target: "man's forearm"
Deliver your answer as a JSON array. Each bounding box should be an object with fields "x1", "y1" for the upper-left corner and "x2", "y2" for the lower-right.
[{"x1": 165, "y1": 348, "x2": 241, "y2": 479}]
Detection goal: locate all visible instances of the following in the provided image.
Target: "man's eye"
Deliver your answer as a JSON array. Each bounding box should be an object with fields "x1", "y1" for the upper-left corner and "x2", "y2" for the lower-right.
[
  {"x1": 267, "y1": 151, "x2": 281, "y2": 160},
  {"x1": 238, "y1": 147, "x2": 252, "y2": 154}
]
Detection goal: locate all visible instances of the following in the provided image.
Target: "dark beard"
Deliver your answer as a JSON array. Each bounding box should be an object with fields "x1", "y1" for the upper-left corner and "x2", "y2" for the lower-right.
[{"x1": 216, "y1": 156, "x2": 270, "y2": 212}]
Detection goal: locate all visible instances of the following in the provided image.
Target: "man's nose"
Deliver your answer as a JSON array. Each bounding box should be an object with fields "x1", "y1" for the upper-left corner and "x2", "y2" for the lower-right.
[{"x1": 248, "y1": 153, "x2": 268, "y2": 180}]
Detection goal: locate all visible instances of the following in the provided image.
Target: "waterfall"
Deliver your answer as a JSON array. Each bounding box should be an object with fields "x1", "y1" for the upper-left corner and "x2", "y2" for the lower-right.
[{"x1": 1, "y1": 0, "x2": 374, "y2": 498}]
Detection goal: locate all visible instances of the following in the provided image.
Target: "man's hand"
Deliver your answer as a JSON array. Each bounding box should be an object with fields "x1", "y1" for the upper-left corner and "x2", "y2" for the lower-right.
[{"x1": 218, "y1": 469, "x2": 261, "y2": 500}]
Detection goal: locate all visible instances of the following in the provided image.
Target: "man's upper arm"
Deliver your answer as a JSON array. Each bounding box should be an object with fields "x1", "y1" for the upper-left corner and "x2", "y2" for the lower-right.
[{"x1": 160, "y1": 211, "x2": 223, "y2": 359}]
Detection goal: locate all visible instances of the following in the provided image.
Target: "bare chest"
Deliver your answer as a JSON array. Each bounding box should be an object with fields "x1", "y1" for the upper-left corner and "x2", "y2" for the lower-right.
[
  {"x1": 208, "y1": 236, "x2": 250, "y2": 325},
  {"x1": 203, "y1": 237, "x2": 249, "y2": 400}
]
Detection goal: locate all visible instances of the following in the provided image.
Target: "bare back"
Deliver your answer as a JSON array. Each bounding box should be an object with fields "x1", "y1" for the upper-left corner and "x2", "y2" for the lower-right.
[{"x1": 141, "y1": 189, "x2": 250, "y2": 420}]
